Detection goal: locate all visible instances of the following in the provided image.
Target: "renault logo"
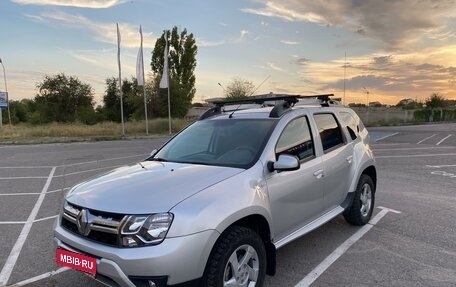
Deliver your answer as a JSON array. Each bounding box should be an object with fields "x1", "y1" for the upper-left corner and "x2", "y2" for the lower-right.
[{"x1": 76, "y1": 209, "x2": 91, "y2": 236}]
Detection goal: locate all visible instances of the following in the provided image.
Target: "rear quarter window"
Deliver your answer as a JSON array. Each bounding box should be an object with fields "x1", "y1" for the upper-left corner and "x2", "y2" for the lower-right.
[{"x1": 339, "y1": 112, "x2": 359, "y2": 140}]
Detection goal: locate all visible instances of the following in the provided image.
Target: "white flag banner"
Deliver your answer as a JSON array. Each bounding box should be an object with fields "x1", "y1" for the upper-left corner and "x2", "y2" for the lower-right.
[
  {"x1": 116, "y1": 23, "x2": 121, "y2": 47},
  {"x1": 159, "y1": 34, "x2": 169, "y2": 89},
  {"x1": 136, "y1": 26, "x2": 144, "y2": 86}
]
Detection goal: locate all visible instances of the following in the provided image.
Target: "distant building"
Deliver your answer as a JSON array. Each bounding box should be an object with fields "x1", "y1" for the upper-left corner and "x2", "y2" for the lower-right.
[
  {"x1": 186, "y1": 107, "x2": 210, "y2": 118},
  {"x1": 368, "y1": 101, "x2": 383, "y2": 107}
]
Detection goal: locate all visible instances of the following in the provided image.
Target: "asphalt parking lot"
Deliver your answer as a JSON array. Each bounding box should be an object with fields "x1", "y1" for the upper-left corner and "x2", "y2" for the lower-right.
[{"x1": 0, "y1": 123, "x2": 455, "y2": 287}]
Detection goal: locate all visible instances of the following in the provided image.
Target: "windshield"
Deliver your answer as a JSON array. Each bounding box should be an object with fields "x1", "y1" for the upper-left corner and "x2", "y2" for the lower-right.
[{"x1": 152, "y1": 119, "x2": 277, "y2": 168}]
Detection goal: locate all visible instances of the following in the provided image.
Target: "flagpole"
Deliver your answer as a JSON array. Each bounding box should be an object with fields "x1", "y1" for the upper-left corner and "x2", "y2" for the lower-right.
[
  {"x1": 117, "y1": 23, "x2": 125, "y2": 137},
  {"x1": 166, "y1": 31, "x2": 171, "y2": 135},
  {"x1": 343, "y1": 52, "x2": 346, "y2": 106},
  {"x1": 139, "y1": 26, "x2": 149, "y2": 135},
  {"x1": 0, "y1": 58, "x2": 12, "y2": 128},
  {"x1": 167, "y1": 70, "x2": 171, "y2": 135}
]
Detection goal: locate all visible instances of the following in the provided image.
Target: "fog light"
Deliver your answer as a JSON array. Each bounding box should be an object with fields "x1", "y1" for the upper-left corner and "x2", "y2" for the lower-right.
[{"x1": 122, "y1": 236, "x2": 138, "y2": 247}]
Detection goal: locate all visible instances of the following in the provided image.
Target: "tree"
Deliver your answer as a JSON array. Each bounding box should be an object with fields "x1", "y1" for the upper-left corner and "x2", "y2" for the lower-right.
[
  {"x1": 102, "y1": 77, "x2": 120, "y2": 122},
  {"x1": 151, "y1": 27, "x2": 197, "y2": 117},
  {"x1": 5, "y1": 100, "x2": 27, "y2": 124},
  {"x1": 396, "y1": 98, "x2": 422, "y2": 110},
  {"x1": 348, "y1": 103, "x2": 367, "y2": 107},
  {"x1": 34, "y1": 73, "x2": 94, "y2": 122},
  {"x1": 224, "y1": 77, "x2": 255, "y2": 100},
  {"x1": 102, "y1": 77, "x2": 145, "y2": 122},
  {"x1": 425, "y1": 92, "x2": 447, "y2": 108}
]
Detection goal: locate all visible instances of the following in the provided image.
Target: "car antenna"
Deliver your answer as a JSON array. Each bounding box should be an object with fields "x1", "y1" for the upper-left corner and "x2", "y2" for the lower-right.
[
  {"x1": 228, "y1": 104, "x2": 242, "y2": 118},
  {"x1": 249, "y1": 75, "x2": 271, "y2": 97},
  {"x1": 228, "y1": 75, "x2": 271, "y2": 118}
]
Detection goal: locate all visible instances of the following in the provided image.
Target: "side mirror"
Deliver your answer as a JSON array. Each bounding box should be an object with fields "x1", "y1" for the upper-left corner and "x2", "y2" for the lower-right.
[
  {"x1": 150, "y1": 149, "x2": 158, "y2": 157},
  {"x1": 267, "y1": 154, "x2": 300, "y2": 172}
]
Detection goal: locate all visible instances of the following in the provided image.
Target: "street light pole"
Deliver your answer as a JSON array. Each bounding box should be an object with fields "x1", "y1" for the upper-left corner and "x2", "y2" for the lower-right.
[
  {"x1": 362, "y1": 87, "x2": 370, "y2": 107},
  {"x1": 218, "y1": 82, "x2": 226, "y2": 93},
  {"x1": 0, "y1": 58, "x2": 12, "y2": 128}
]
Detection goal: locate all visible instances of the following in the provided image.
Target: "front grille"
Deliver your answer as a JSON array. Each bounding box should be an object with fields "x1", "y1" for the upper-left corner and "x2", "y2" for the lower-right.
[{"x1": 61, "y1": 202, "x2": 127, "y2": 247}]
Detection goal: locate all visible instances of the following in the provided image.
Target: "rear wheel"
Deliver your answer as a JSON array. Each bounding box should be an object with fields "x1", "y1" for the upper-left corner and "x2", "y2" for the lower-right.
[
  {"x1": 344, "y1": 174, "x2": 375, "y2": 226},
  {"x1": 203, "y1": 226, "x2": 266, "y2": 287}
]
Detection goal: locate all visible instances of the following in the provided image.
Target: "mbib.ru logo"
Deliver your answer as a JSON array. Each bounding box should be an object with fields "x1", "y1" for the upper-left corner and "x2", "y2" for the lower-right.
[{"x1": 56, "y1": 248, "x2": 97, "y2": 275}]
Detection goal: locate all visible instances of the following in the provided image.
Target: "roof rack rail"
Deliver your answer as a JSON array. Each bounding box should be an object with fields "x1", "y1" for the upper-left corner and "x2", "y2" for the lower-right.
[{"x1": 199, "y1": 93, "x2": 335, "y2": 120}]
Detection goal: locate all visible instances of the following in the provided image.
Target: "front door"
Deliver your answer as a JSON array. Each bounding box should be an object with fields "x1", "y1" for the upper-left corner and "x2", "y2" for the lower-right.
[{"x1": 266, "y1": 116, "x2": 325, "y2": 241}]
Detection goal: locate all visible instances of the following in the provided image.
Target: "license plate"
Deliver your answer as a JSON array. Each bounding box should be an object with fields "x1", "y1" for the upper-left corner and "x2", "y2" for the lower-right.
[{"x1": 56, "y1": 248, "x2": 97, "y2": 275}]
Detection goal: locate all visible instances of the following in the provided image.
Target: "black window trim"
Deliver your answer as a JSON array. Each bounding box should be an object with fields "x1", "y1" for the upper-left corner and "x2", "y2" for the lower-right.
[{"x1": 313, "y1": 112, "x2": 347, "y2": 154}]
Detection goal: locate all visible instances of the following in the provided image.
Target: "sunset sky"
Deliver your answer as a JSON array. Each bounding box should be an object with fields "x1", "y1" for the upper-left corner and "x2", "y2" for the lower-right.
[{"x1": 1, "y1": 0, "x2": 455, "y2": 106}]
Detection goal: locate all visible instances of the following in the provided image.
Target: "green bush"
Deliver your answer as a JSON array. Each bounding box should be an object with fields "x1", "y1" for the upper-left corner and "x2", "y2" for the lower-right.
[{"x1": 413, "y1": 108, "x2": 456, "y2": 122}]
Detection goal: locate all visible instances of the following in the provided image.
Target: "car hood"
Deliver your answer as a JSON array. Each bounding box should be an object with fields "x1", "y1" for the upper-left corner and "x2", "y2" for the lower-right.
[{"x1": 66, "y1": 161, "x2": 243, "y2": 214}]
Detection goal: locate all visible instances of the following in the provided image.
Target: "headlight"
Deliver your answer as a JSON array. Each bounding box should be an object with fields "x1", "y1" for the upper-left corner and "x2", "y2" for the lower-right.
[{"x1": 121, "y1": 213, "x2": 173, "y2": 247}]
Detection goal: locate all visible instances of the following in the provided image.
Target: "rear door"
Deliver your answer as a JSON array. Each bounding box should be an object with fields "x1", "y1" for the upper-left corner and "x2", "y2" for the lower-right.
[
  {"x1": 313, "y1": 113, "x2": 355, "y2": 211},
  {"x1": 266, "y1": 116, "x2": 325, "y2": 240}
]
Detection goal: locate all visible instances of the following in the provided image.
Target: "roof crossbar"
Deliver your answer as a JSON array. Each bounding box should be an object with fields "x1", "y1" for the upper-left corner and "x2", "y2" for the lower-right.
[{"x1": 199, "y1": 93, "x2": 335, "y2": 120}]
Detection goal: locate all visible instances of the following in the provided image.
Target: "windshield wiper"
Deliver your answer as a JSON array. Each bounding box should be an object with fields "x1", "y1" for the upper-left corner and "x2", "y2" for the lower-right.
[{"x1": 151, "y1": 157, "x2": 169, "y2": 162}]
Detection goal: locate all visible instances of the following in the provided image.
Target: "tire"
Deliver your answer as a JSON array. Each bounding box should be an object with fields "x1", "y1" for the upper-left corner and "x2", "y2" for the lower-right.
[
  {"x1": 202, "y1": 226, "x2": 266, "y2": 287},
  {"x1": 344, "y1": 174, "x2": 375, "y2": 226}
]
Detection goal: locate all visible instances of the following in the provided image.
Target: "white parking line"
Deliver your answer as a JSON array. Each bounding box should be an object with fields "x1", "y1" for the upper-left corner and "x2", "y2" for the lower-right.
[
  {"x1": 0, "y1": 177, "x2": 49, "y2": 180},
  {"x1": 58, "y1": 153, "x2": 147, "y2": 168},
  {"x1": 0, "y1": 193, "x2": 39, "y2": 197},
  {"x1": 0, "y1": 167, "x2": 56, "y2": 287},
  {"x1": 0, "y1": 153, "x2": 147, "y2": 169},
  {"x1": 0, "y1": 215, "x2": 59, "y2": 226},
  {"x1": 417, "y1": 134, "x2": 436, "y2": 144},
  {"x1": 294, "y1": 207, "x2": 401, "y2": 287},
  {"x1": 436, "y1": 134, "x2": 452, "y2": 146},
  {"x1": 376, "y1": 153, "x2": 456, "y2": 159},
  {"x1": 0, "y1": 187, "x2": 70, "y2": 197},
  {"x1": 0, "y1": 166, "x2": 54, "y2": 169},
  {"x1": 373, "y1": 132, "x2": 399, "y2": 142},
  {"x1": 374, "y1": 146, "x2": 456, "y2": 151},
  {"x1": 10, "y1": 267, "x2": 69, "y2": 286},
  {"x1": 46, "y1": 187, "x2": 71, "y2": 194},
  {"x1": 371, "y1": 143, "x2": 404, "y2": 146},
  {"x1": 427, "y1": 164, "x2": 456, "y2": 168},
  {"x1": 0, "y1": 164, "x2": 123, "y2": 180},
  {"x1": 0, "y1": 221, "x2": 26, "y2": 225},
  {"x1": 53, "y1": 165, "x2": 123, "y2": 178},
  {"x1": 33, "y1": 215, "x2": 59, "y2": 223}
]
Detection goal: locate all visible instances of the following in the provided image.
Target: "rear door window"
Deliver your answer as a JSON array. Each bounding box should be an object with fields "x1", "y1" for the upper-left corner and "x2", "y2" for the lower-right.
[{"x1": 314, "y1": 113, "x2": 345, "y2": 152}]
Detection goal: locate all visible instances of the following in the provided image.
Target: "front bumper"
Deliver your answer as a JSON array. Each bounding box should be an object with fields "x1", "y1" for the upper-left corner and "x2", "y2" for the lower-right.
[{"x1": 54, "y1": 216, "x2": 219, "y2": 287}]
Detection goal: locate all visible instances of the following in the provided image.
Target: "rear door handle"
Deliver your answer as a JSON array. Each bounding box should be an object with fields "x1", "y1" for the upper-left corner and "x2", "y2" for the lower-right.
[
  {"x1": 346, "y1": 156, "x2": 353, "y2": 164},
  {"x1": 313, "y1": 169, "x2": 324, "y2": 179}
]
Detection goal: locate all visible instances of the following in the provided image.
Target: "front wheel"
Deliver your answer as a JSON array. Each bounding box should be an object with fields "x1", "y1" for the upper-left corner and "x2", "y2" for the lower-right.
[
  {"x1": 202, "y1": 226, "x2": 266, "y2": 287},
  {"x1": 344, "y1": 174, "x2": 375, "y2": 226}
]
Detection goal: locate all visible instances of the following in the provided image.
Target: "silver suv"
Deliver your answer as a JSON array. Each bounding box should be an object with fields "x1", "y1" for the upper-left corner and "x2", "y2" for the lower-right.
[{"x1": 54, "y1": 94, "x2": 376, "y2": 287}]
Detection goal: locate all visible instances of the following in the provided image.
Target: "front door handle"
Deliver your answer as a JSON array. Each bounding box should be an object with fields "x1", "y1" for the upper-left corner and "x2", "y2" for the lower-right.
[
  {"x1": 313, "y1": 169, "x2": 324, "y2": 179},
  {"x1": 346, "y1": 156, "x2": 353, "y2": 164}
]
